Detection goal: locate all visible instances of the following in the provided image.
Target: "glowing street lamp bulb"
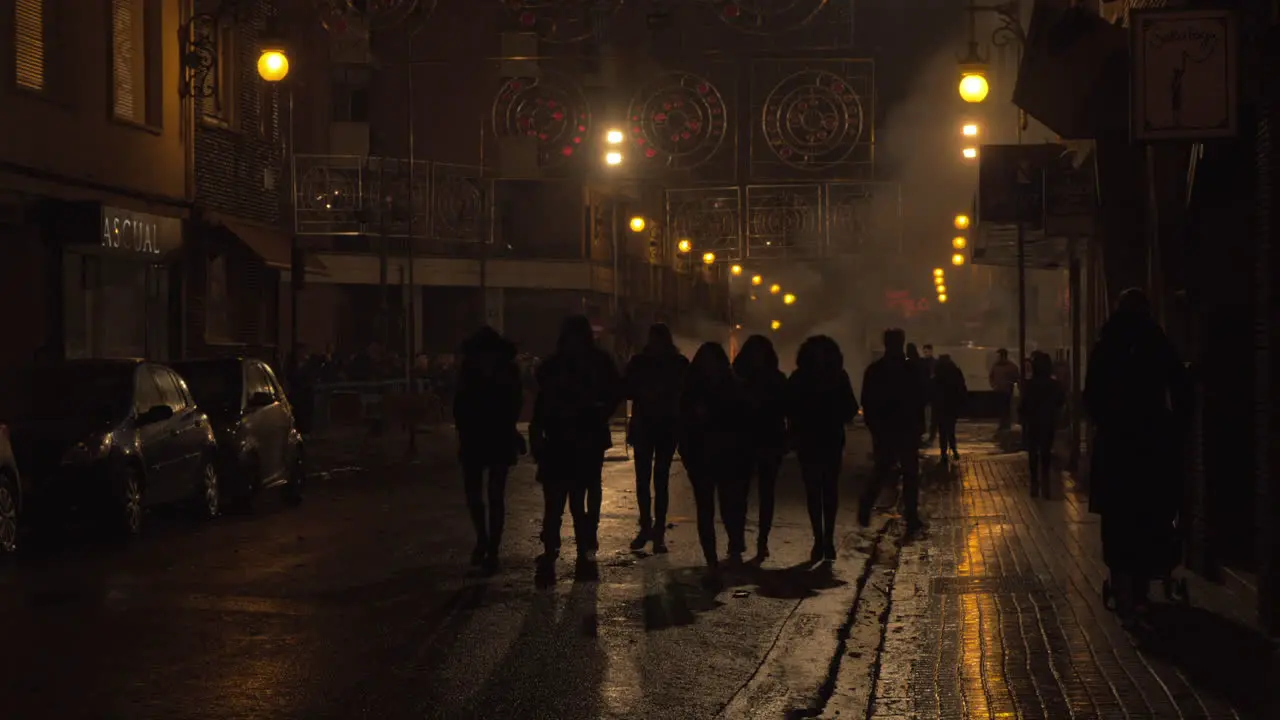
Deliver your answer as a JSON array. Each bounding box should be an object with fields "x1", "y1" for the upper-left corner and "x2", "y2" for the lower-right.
[
  {"x1": 962, "y1": 123, "x2": 979, "y2": 137},
  {"x1": 954, "y1": 214, "x2": 970, "y2": 230},
  {"x1": 953, "y1": 236, "x2": 967, "y2": 250},
  {"x1": 770, "y1": 320, "x2": 782, "y2": 331},
  {"x1": 783, "y1": 293, "x2": 796, "y2": 305},
  {"x1": 952, "y1": 253, "x2": 966, "y2": 266},
  {"x1": 933, "y1": 268, "x2": 944, "y2": 277},
  {"x1": 702, "y1": 252, "x2": 716, "y2": 265},
  {"x1": 769, "y1": 283, "x2": 781, "y2": 295},
  {"x1": 730, "y1": 264, "x2": 743, "y2": 276},
  {"x1": 934, "y1": 276, "x2": 944, "y2": 285},
  {"x1": 605, "y1": 151, "x2": 623, "y2": 165},
  {"x1": 677, "y1": 239, "x2": 692, "y2": 253},
  {"x1": 962, "y1": 147, "x2": 978, "y2": 160},
  {"x1": 936, "y1": 285, "x2": 947, "y2": 293},
  {"x1": 751, "y1": 274, "x2": 763, "y2": 286},
  {"x1": 958, "y1": 73, "x2": 989, "y2": 103},
  {"x1": 938, "y1": 294, "x2": 948, "y2": 303},
  {"x1": 257, "y1": 49, "x2": 289, "y2": 82},
  {"x1": 628, "y1": 216, "x2": 646, "y2": 232},
  {"x1": 605, "y1": 129, "x2": 624, "y2": 144}
]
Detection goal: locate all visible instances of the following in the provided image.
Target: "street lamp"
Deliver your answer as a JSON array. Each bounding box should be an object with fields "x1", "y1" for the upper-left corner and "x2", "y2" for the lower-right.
[
  {"x1": 962, "y1": 147, "x2": 978, "y2": 160},
  {"x1": 938, "y1": 294, "x2": 948, "y2": 303},
  {"x1": 629, "y1": 216, "x2": 646, "y2": 233},
  {"x1": 934, "y1": 275, "x2": 944, "y2": 285},
  {"x1": 937, "y1": 285, "x2": 947, "y2": 294},
  {"x1": 769, "y1": 283, "x2": 781, "y2": 295},
  {"x1": 730, "y1": 264, "x2": 743, "y2": 276},
  {"x1": 952, "y1": 253, "x2": 966, "y2": 266},
  {"x1": 702, "y1": 251, "x2": 716, "y2": 265},
  {"x1": 953, "y1": 236, "x2": 967, "y2": 250},
  {"x1": 605, "y1": 129, "x2": 624, "y2": 144},
  {"x1": 933, "y1": 268, "x2": 944, "y2": 278},
  {"x1": 783, "y1": 293, "x2": 796, "y2": 305},
  {"x1": 604, "y1": 152, "x2": 623, "y2": 166},
  {"x1": 771, "y1": 320, "x2": 782, "y2": 331},
  {"x1": 751, "y1": 274, "x2": 763, "y2": 286},
  {"x1": 962, "y1": 123, "x2": 979, "y2": 137},
  {"x1": 954, "y1": 214, "x2": 970, "y2": 230},
  {"x1": 958, "y1": 72, "x2": 989, "y2": 103},
  {"x1": 677, "y1": 238, "x2": 692, "y2": 253},
  {"x1": 257, "y1": 48, "x2": 289, "y2": 83}
]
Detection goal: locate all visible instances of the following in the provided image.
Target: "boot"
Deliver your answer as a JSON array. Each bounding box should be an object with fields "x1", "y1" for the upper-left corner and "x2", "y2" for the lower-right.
[
  {"x1": 629, "y1": 524, "x2": 650, "y2": 551},
  {"x1": 651, "y1": 529, "x2": 668, "y2": 554}
]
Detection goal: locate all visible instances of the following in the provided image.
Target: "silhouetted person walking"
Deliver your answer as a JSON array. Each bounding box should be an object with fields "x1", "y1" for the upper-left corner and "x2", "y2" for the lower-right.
[
  {"x1": 989, "y1": 348, "x2": 1021, "y2": 431},
  {"x1": 920, "y1": 344, "x2": 938, "y2": 444},
  {"x1": 733, "y1": 334, "x2": 789, "y2": 565},
  {"x1": 679, "y1": 342, "x2": 749, "y2": 574},
  {"x1": 453, "y1": 327, "x2": 524, "y2": 572},
  {"x1": 859, "y1": 329, "x2": 926, "y2": 535},
  {"x1": 932, "y1": 353, "x2": 967, "y2": 464},
  {"x1": 622, "y1": 323, "x2": 688, "y2": 553},
  {"x1": 1084, "y1": 288, "x2": 1188, "y2": 625},
  {"x1": 1021, "y1": 351, "x2": 1065, "y2": 498},
  {"x1": 531, "y1": 316, "x2": 623, "y2": 568},
  {"x1": 788, "y1": 335, "x2": 859, "y2": 562}
]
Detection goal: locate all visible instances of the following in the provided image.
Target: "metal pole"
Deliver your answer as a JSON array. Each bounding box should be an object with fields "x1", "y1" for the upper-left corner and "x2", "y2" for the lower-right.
[
  {"x1": 611, "y1": 202, "x2": 620, "y2": 327},
  {"x1": 1068, "y1": 235, "x2": 1081, "y2": 472},
  {"x1": 404, "y1": 38, "x2": 417, "y2": 454},
  {"x1": 1017, "y1": 219, "x2": 1027, "y2": 381},
  {"x1": 478, "y1": 117, "x2": 488, "y2": 315},
  {"x1": 288, "y1": 86, "x2": 299, "y2": 375}
]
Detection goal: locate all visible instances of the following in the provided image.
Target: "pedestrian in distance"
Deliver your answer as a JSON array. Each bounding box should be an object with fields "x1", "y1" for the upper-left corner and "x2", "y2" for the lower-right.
[
  {"x1": 453, "y1": 326, "x2": 525, "y2": 573},
  {"x1": 859, "y1": 328, "x2": 926, "y2": 536},
  {"x1": 1083, "y1": 288, "x2": 1190, "y2": 626},
  {"x1": 920, "y1": 344, "x2": 938, "y2": 445},
  {"x1": 530, "y1": 316, "x2": 623, "y2": 573},
  {"x1": 931, "y1": 353, "x2": 967, "y2": 465},
  {"x1": 732, "y1": 334, "x2": 789, "y2": 565},
  {"x1": 989, "y1": 348, "x2": 1021, "y2": 432},
  {"x1": 621, "y1": 323, "x2": 689, "y2": 554},
  {"x1": 787, "y1": 335, "x2": 859, "y2": 563},
  {"x1": 1020, "y1": 351, "x2": 1065, "y2": 498},
  {"x1": 678, "y1": 342, "x2": 750, "y2": 576}
]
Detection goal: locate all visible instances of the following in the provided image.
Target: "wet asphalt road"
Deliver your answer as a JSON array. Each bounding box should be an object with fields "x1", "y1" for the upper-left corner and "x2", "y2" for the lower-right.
[{"x1": 0, "y1": 427, "x2": 882, "y2": 720}]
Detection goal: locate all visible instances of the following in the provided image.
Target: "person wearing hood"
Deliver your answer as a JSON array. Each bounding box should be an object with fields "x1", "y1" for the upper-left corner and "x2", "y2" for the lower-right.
[
  {"x1": 530, "y1": 315, "x2": 623, "y2": 569},
  {"x1": 679, "y1": 342, "x2": 750, "y2": 574},
  {"x1": 622, "y1": 323, "x2": 689, "y2": 553},
  {"x1": 1083, "y1": 288, "x2": 1189, "y2": 624},
  {"x1": 453, "y1": 326, "x2": 524, "y2": 572},
  {"x1": 787, "y1": 335, "x2": 859, "y2": 563},
  {"x1": 859, "y1": 328, "x2": 926, "y2": 535},
  {"x1": 931, "y1": 353, "x2": 968, "y2": 464},
  {"x1": 733, "y1": 334, "x2": 789, "y2": 564},
  {"x1": 1021, "y1": 351, "x2": 1065, "y2": 498}
]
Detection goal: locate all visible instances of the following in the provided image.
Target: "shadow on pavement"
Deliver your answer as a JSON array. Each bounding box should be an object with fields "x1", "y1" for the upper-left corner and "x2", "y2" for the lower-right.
[
  {"x1": 642, "y1": 567, "x2": 728, "y2": 631},
  {"x1": 1136, "y1": 603, "x2": 1272, "y2": 719},
  {"x1": 750, "y1": 561, "x2": 848, "y2": 600}
]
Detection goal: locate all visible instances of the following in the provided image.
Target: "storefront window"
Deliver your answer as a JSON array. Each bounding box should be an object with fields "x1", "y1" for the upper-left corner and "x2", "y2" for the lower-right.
[
  {"x1": 206, "y1": 252, "x2": 231, "y2": 342},
  {"x1": 63, "y1": 251, "x2": 169, "y2": 361}
]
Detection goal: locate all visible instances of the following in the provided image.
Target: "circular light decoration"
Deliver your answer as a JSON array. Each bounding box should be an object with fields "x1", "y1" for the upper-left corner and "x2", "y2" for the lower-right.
[
  {"x1": 762, "y1": 69, "x2": 865, "y2": 171},
  {"x1": 492, "y1": 72, "x2": 591, "y2": 168},
  {"x1": 711, "y1": 0, "x2": 829, "y2": 35},
  {"x1": 627, "y1": 72, "x2": 729, "y2": 170},
  {"x1": 314, "y1": 0, "x2": 437, "y2": 35},
  {"x1": 498, "y1": 0, "x2": 623, "y2": 44}
]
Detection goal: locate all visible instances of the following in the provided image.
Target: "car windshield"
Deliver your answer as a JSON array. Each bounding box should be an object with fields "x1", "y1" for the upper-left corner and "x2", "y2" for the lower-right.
[
  {"x1": 173, "y1": 363, "x2": 242, "y2": 410},
  {"x1": 40, "y1": 366, "x2": 134, "y2": 422}
]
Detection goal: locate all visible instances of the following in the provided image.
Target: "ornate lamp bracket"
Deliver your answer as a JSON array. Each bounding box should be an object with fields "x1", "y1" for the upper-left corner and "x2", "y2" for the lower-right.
[{"x1": 179, "y1": 0, "x2": 252, "y2": 102}]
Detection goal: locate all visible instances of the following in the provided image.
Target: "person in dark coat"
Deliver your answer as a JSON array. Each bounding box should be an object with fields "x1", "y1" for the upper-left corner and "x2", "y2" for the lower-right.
[
  {"x1": 733, "y1": 334, "x2": 789, "y2": 564},
  {"x1": 453, "y1": 327, "x2": 524, "y2": 571},
  {"x1": 859, "y1": 328, "x2": 926, "y2": 535},
  {"x1": 1021, "y1": 351, "x2": 1065, "y2": 498},
  {"x1": 932, "y1": 353, "x2": 967, "y2": 464},
  {"x1": 787, "y1": 335, "x2": 859, "y2": 563},
  {"x1": 621, "y1": 323, "x2": 689, "y2": 553},
  {"x1": 1083, "y1": 288, "x2": 1189, "y2": 623},
  {"x1": 679, "y1": 342, "x2": 750, "y2": 573},
  {"x1": 530, "y1": 316, "x2": 623, "y2": 569}
]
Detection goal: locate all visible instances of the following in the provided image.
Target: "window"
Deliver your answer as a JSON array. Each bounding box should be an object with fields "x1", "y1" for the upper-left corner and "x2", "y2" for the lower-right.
[
  {"x1": 331, "y1": 87, "x2": 369, "y2": 123},
  {"x1": 150, "y1": 367, "x2": 185, "y2": 411},
  {"x1": 14, "y1": 0, "x2": 45, "y2": 91},
  {"x1": 111, "y1": 0, "x2": 158, "y2": 125},
  {"x1": 245, "y1": 363, "x2": 272, "y2": 399},
  {"x1": 133, "y1": 366, "x2": 163, "y2": 414},
  {"x1": 195, "y1": 16, "x2": 235, "y2": 125},
  {"x1": 205, "y1": 252, "x2": 231, "y2": 342}
]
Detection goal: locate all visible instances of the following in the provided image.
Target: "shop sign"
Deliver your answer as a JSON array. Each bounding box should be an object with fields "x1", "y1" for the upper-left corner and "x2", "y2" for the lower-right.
[
  {"x1": 100, "y1": 207, "x2": 181, "y2": 256},
  {"x1": 1130, "y1": 9, "x2": 1239, "y2": 141}
]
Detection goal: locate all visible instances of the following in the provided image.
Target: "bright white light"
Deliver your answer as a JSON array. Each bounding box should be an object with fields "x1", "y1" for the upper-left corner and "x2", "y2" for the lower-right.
[
  {"x1": 605, "y1": 152, "x2": 623, "y2": 166},
  {"x1": 962, "y1": 123, "x2": 978, "y2": 137},
  {"x1": 962, "y1": 147, "x2": 978, "y2": 159},
  {"x1": 606, "y1": 129, "x2": 624, "y2": 144}
]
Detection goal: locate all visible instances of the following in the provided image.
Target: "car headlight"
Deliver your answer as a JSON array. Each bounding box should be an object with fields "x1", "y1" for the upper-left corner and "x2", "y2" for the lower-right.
[{"x1": 62, "y1": 435, "x2": 112, "y2": 465}]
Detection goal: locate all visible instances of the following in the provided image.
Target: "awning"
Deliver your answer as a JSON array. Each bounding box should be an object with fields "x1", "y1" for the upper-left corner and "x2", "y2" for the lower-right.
[{"x1": 206, "y1": 213, "x2": 327, "y2": 274}]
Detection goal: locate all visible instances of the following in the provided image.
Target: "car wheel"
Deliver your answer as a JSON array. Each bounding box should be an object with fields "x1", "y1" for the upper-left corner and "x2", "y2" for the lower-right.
[
  {"x1": 284, "y1": 448, "x2": 304, "y2": 506},
  {"x1": 0, "y1": 472, "x2": 19, "y2": 555},
  {"x1": 114, "y1": 465, "x2": 144, "y2": 538},
  {"x1": 198, "y1": 459, "x2": 221, "y2": 520}
]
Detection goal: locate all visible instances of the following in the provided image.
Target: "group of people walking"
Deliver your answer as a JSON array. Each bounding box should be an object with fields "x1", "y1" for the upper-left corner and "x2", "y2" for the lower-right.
[{"x1": 451, "y1": 316, "x2": 938, "y2": 579}]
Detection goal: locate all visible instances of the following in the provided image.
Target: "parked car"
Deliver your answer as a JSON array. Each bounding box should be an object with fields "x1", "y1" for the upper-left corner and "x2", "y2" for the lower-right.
[
  {"x1": 171, "y1": 358, "x2": 304, "y2": 508},
  {"x1": 0, "y1": 422, "x2": 20, "y2": 554},
  {"x1": 10, "y1": 359, "x2": 220, "y2": 536}
]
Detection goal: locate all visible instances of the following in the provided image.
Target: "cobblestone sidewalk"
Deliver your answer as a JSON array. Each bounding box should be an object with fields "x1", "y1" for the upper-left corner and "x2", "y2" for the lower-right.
[{"x1": 855, "y1": 450, "x2": 1276, "y2": 720}]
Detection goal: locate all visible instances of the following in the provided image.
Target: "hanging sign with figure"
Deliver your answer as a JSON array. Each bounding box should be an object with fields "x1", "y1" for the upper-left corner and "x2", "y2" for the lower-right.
[{"x1": 1130, "y1": 9, "x2": 1238, "y2": 141}]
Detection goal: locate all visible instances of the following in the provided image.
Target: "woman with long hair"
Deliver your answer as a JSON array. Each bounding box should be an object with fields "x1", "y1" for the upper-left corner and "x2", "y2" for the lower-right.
[
  {"x1": 678, "y1": 342, "x2": 749, "y2": 573},
  {"x1": 787, "y1": 335, "x2": 859, "y2": 563},
  {"x1": 1020, "y1": 351, "x2": 1065, "y2": 497},
  {"x1": 732, "y1": 334, "x2": 789, "y2": 564}
]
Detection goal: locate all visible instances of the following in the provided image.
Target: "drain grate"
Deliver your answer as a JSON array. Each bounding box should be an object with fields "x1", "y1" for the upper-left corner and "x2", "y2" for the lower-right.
[{"x1": 929, "y1": 574, "x2": 1044, "y2": 595}]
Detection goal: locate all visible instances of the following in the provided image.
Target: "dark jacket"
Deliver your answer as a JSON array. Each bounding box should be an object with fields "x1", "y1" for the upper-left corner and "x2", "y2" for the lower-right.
[
  {"x1": 1020, "y1": 376, "x2": 1065, "y2": 429},
  {"x1": 678, "y1": 378, "x2": 749, "y2": 473},
  {"x1": 917, "y1": 356, "x2": 937, "y2": 402},
  {"x1": 787, "y1": 368, "x2": 858, "y2": 457},
  {"x1": 739, "y1": 367, "x2": 789, "y2": 455},
  {"x1": 453, "y1": 328, "x2": 524, "y2": 466},
  {"x1": 931, "y1": 358, "x2": 968, "y2": 417},
  {"x1": 622, "y1": 345, "x2": 689, "y2": 440},
  {"x1": 860, "y1": 353, "x2": 924, "y2": 439},
  {"x1": 530, "y1": 346, "x2": 623, "y2": 459}
]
